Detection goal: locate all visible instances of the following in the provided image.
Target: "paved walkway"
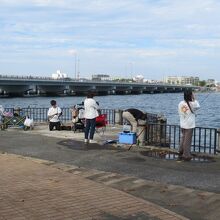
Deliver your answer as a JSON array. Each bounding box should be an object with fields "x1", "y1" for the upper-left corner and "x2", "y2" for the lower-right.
[{"x1": 0, "y1": 153, "x2": 188, "y2": 220}]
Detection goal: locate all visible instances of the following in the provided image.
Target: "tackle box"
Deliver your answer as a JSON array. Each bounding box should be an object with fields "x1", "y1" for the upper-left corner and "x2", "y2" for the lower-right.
[{"x1": 118, "y1": 132, "x2": 136, "y2": 144}]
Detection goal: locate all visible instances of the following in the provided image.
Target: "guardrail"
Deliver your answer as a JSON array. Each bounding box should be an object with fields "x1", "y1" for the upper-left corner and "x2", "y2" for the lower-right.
[
  {"x1": 4, "y1": 107, "x2": 115, "y2": 125},
  {"x1": 146, "y1": 123, "x2": 218, "y2": 154}
]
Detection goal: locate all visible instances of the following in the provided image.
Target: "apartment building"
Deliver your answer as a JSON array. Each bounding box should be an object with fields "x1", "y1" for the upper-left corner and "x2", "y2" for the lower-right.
[{"x1": 164, "y1": 76, "x2": 200, "y2": 85}]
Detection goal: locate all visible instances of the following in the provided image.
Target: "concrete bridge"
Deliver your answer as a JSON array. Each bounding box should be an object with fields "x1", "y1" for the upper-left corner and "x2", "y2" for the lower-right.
[{"x1": 0, "y1": 75, "x2": 197, "y2": 97}]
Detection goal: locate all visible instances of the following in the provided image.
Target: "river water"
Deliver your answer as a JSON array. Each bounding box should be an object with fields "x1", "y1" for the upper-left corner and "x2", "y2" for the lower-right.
[{"x1": 0, "y1": 92, "x2": 220, "y2": 128}]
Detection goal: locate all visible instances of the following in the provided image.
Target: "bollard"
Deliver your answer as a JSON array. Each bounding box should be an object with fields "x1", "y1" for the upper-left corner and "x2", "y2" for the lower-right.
[
  {"x1": 137, "y1": 120, "x2": 147, "y2": 146},
  {"x1": 115, "y1": 109, "x2": 123, "y2": 125},
  {"x1": 144, "y1": 113, "x2": 169, "y2": 147},
  {"x1": 156, "y1": 115, "x2": 169, "y2": 147},
  {"x1": 217, "y1": 129, "x2": 220, "y2": 153}
]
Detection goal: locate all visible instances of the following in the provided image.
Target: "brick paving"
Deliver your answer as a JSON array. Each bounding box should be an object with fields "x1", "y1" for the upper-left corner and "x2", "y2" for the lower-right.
[{"x1": 0, "y1": 153, "x2": 189, "y2": 220}]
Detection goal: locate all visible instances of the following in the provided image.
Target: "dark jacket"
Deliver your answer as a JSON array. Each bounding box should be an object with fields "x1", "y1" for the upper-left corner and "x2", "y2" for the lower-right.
[{"x1": 124, "y1": 108, "x2": 146, "y2": 121}]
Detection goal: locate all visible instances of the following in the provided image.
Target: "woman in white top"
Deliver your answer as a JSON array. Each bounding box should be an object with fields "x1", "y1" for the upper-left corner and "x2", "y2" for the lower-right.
[
  {"x1": 84, "y1": 92, "x2": 99, "y2": 143},
  {"x1": 178, "y1": 90, "x2": 200, "y2": 161}
]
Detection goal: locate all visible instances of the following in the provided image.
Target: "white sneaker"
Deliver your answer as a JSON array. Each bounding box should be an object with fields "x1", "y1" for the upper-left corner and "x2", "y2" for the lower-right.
[
  {"x1": 89, "y1": 139, "x2": 97, "y2": 144},
  {"x1": 84, "y1": 139, "x2": 88, "y2": 143}
]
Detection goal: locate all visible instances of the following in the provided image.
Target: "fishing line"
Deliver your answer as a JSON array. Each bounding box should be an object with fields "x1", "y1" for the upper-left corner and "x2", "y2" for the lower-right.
[{"x1": 197, "y1": 91, "x2": 213, "y2": 106}]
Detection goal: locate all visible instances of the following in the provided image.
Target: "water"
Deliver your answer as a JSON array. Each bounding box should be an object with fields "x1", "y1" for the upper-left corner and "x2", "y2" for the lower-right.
[{"x1": 1, "y1": 92, "x2": 220, "y2": 128}]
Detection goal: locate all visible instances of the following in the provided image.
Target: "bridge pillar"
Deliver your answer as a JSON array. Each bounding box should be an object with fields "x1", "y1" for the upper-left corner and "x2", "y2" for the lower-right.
[{"x1": 108, "y1": 90, "x2": 116, "y2": 95}]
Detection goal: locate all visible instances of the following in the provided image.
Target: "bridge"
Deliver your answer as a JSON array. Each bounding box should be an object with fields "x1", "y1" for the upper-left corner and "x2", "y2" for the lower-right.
[{"x1": 0, "y1": 75, "x2": 197, "y2": 97}]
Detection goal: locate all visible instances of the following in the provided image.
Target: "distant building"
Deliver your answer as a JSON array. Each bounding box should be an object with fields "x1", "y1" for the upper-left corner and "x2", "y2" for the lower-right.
[
  {"x1": 163, "y1": 76, "x2": 182, "y2": 85},
  {"x1": 133, "y1": 75, "x2": 144, "y2": 83},
  {"x1": 164, "y1": 76, "x2": 200, "y2": 85},
  {"x1": 206, "y1": 79, "x2": 216, "y2": 86},
  {"x1": 52, "y1": 70, "x2": 67, "y2": 79},
  {"x1": 182, "y1": 76, "x2": 200, "y2": 85},
  {"x1": 92, "y1": 74, "x2": 110, "y2": 81}
]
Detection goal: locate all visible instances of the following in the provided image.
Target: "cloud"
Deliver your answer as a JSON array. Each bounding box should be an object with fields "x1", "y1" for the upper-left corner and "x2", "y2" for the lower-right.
[
  {"x1": 136, "y1": 49, "x2": 177, "y2": 57},
  {"x1": 156, "y1": 38, "x2": 220, "y2": 48},
  {"x1": 1, "y1": 0, "x2": 220, "y2": 80}
]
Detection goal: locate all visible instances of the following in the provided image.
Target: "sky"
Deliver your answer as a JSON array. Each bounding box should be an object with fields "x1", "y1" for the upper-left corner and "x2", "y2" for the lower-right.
[{"x1": 1, "y1": 0, "x2": 220, "y2": 81}]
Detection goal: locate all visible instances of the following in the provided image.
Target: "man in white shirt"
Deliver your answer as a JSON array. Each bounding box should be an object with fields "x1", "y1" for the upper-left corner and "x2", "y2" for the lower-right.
[
  {"x1": 47, "y1": 100, "x2": 62, "y2": 131},
  {"x1": 84, "y1": 92, "x2": 99, "y2": 143}
]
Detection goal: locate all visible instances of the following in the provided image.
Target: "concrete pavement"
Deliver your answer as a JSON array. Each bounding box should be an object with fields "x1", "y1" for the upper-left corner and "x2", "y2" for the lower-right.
[
  {"x1": 0, "y1": 153, "x2": 188, "y2": 220},
  {"x1": 0, "y1": 125, "x2": 220, "y2": 219}
]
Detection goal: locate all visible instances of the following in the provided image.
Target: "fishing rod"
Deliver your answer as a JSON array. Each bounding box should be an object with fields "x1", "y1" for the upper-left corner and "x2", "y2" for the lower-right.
[{"x1": 128, "y1": 125, "x2": 146, "y2": 151}]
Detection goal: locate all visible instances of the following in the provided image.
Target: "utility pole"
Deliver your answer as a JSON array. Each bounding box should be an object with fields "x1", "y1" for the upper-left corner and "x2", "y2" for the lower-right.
[
  {"x1": 77, "y1": 58, "x2": 80, "y2": 79},
  {"x1": 74, "y1": 53, "x2": 77, "y2": 79},
  {"x1": 129, "y1": 62, "x2": 133, "y2": 80}
]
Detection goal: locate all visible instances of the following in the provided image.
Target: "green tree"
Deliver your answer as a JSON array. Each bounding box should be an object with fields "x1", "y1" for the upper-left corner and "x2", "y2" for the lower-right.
[{"x1": 198, "y1": 80, "x2": 206, "y2": 87}]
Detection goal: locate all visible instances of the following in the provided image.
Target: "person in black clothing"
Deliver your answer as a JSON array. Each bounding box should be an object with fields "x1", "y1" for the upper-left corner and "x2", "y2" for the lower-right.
[{"x1": 122, "y1": 108, "x2": 147, "y2": 133}]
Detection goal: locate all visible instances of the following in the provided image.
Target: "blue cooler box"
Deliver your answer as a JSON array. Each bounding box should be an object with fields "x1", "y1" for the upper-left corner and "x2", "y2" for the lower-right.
[{"x1": 118, "y1": 132, "x2": 136, "y2": 144}]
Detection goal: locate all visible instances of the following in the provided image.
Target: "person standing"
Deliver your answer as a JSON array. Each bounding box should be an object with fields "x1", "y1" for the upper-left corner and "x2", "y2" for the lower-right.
[
  {"x1": 84, "y1": 92, "x2": 99, "y2": 143},
  {"x1": 122, "y1": 108, "x2": 147, "y2": 133},
  {"x1": 47, "y1": 100, "x2": 62, "y2": 131},
  {"x1": 178, "y1": 90, "x2": 200, "y2": 161}
]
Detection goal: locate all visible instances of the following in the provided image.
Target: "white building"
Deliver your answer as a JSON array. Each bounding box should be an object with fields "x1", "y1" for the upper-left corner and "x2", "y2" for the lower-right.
[
  {"x1": 133, "y1": 75, "x2": 144, "y2": 83},
  {"x1": 164, "y1": 76, "x2": 200, "y2": 85},
  {"x1": 92, "y1": 74, "x2": 110, "y2": 81},
  {"x1": 52, "y1": 70, "x2": 67, "y2": 79}
]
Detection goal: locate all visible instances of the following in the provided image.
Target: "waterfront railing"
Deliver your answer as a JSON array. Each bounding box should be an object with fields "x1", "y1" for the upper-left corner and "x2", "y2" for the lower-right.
[
  {"x1": 3, "y1": 107, "x2": 218, "y2": 155},
  {"x1": 146, "y1": 123, "x2": 217, "y2": 154},
  {"x1": 4, "y1": 107, "x2": 115, "y2": 125}
]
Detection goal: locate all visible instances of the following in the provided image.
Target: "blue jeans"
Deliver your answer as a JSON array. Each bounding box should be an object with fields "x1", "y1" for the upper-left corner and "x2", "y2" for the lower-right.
[{"x1": 85, "y1": 118, "x2": 96, "y2": 140}]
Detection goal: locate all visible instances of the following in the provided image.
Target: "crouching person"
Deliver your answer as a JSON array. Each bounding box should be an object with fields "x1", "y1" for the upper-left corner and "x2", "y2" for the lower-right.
[
  {"x1": 47, "y1": 100, "x2": 62, "y2": 131},
  {"x1": 122, "y1": 108, "x2": 147, "y2": 133}
]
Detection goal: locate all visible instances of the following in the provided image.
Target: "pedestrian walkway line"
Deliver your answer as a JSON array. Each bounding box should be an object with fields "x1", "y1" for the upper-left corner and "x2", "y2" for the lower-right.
[{"x1": 0, "y1": 153, "x2": 189, "y2": 220}]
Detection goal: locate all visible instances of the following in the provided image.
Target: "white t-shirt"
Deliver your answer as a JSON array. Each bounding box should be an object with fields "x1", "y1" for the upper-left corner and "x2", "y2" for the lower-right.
[
  {"x1": 47, "y1": 106, "x2": 62, "y2": 122},
  {"x1": 84, "y1": 98, "x2": 99, "y2": 119},
  {"x1": 178, "y1": 100, "x2": 200, "y2": 129}
]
